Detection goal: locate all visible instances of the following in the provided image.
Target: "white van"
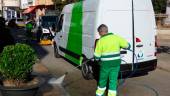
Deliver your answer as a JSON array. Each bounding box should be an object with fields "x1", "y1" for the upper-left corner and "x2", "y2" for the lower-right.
[{"x1": 53, "y1": 0, "x2": 157, "y2": 79}]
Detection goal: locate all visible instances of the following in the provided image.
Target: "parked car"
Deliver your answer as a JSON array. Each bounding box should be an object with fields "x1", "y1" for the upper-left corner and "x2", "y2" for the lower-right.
[
  {"x1": 41, "y1": 16, "x2": 58, "y2": 33},
  {"x1": 38, "y1": 16, "x2": 58, "y2": 45},
  {"x1": 16, "y1": 18, "x2": 26, "y2": 28},
  {"x1": 8, "y1": 18, "x2": 26, "y2": 28}
]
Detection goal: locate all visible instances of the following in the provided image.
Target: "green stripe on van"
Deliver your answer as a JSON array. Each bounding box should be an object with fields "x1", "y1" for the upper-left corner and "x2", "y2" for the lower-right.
[{"x1": 65, "y1": 1, "x2": 83, "y2": 65}]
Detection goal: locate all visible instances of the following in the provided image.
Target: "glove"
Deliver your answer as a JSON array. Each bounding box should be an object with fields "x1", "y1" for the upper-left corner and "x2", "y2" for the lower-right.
[{"x1": 123, "y1": 43, "x2": 131, "y2": 50}]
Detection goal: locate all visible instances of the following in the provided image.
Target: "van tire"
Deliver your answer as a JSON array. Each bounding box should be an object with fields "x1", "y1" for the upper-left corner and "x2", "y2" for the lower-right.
[
  {"x1": 54, "y1": 43, "x2": 60, "y2": 58},
  {"x1": 81, "y1": 59, "x2": 94, "y2": 80}
]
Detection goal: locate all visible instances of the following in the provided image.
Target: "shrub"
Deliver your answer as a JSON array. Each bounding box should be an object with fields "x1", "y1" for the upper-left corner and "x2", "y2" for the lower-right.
[
  {"x1": 0, "y1": 43, "x2": 37, "y2": 81},
  {"x1": 152, "y1": 0, "x2": 167, "y2": 14}
]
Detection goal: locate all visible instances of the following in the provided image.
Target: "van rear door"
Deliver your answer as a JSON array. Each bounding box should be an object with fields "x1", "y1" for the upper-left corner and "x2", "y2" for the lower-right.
[
  {"x1": 100, "y1": 0, "x2": 156, "y2": 63},
  {"x1": 134, "y1": 0, "x2": 157, "y2": 62},
  {"x1": 101, "y1": 0, "x2": 133, "y2": 64}
]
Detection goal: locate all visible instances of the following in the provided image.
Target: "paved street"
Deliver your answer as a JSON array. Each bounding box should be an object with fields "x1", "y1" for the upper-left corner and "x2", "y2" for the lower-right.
[
  {"x1": 157, "y1": 29, "x2": 170, "y2": 46},
  {"x1": 34, "y1": 44, "x2": 97, "y2": 96},
  {"x1": 1, "y1": 0, "x2": 170, "y2": 96},
  {"x1": 36, "y1": 44, "x2": 170, "y2": 96},
  {"x1": 4, "y1": 28, "x2": 170, "y2": 96}
]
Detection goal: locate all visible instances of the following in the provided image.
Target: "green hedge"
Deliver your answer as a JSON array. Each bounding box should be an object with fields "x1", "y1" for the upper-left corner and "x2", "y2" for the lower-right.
[{"x1": 0, "y1": 43, "x2": 37, "y2": 81}]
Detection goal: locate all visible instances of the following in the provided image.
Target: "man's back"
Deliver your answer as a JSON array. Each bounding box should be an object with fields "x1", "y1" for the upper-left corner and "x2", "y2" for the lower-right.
[{"x1": 97, "y1": 33, "x2": 129, "y2": 54}]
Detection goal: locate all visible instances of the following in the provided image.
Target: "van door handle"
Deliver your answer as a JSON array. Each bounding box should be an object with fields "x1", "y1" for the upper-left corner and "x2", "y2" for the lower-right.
[
  {"x1": 136, "y1": 44, "x2": 143, "y2": 47},
  {"x1": 121, "y1": 51, "x2": 127, "y2": 54}
]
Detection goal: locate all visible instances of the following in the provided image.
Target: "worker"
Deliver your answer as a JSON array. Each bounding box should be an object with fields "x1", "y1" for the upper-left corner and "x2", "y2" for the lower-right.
[
  {"x1": 94, "y1": 24, "x2": 130, "y2": 96},
  {"x1": 0, "y1": 17, "x2": 15, "y2": 53},
  {"x1": 36, "y1": 26, "x2": 42, "y2": 43},
  {"x1": 26, "y1": 18, "x2": 33, "y2": 38}
]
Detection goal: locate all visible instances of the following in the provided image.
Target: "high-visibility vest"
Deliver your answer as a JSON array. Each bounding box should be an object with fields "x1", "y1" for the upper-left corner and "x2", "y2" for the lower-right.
[
  {"x1": 26, "y1": 22, "x2": 33, "y2": 30},
  {"x1": 94, "y1": 33, "x2": 130, "y2": 61}
]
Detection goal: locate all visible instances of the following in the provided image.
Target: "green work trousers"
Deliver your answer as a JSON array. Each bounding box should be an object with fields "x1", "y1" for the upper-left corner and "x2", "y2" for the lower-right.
[{"x1": 96, "y1": 59, "x2": 121, "y2": 96}]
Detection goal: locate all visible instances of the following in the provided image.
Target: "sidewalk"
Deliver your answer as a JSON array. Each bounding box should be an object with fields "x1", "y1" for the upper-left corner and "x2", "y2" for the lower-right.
[
  {"x1": 33, "y1": 64, "x2": 69, "y2": 96},
  {"x1": 10, "y1": 28, "x2": 68, "y2": 96},
  {"x1": 9, "y1": 27, "x2": 170, "y2": 96},
  {"x1": 33, "y1": 29, "x2": 170, "y2": 96},
  {"x1": 157, "y1": 29, "x2": 170, "y2": 72},
  {"x1": 157, "y1": 28, "x2": 170, "y2": 44}
]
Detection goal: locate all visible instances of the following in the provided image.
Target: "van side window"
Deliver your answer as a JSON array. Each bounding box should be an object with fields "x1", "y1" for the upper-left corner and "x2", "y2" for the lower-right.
[{"x1": 57, "y1": 14, "x2": 64, "y2": 32}]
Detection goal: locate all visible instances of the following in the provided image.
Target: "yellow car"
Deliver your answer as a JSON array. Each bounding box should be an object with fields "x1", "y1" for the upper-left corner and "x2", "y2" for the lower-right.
[{"x1": 39, "y1": 33, "x2": 53, "y2": 45}]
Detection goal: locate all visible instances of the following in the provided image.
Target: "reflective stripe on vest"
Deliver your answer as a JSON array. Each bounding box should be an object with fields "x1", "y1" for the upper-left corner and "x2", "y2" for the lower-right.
[
  {"x1": 95, "y1": 52, "x2": 120, "y2": 61},
  {"x1": 101, "y1": 52, "x2": 120, "y2": 61}
]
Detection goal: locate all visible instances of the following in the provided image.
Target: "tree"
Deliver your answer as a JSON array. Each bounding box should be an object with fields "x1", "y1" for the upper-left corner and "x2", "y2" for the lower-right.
[
  {"x1": 52, "y1": 0, "x2": 80, "y2": 5},
  {"x1": 152, "y1": 0, "x2": 167, "y2": 13},
  {"x1": 52, "y1": 0, "x2": 81, "y2": 11}
]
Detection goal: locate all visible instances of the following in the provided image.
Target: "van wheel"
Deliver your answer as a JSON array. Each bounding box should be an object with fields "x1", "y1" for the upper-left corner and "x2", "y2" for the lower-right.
[
  {"x1": 81, "y1": 59, "x2": 94, "y2": 80},
  {"x1": 54, "y1": 43, "x2": 60, "y2": 58}
]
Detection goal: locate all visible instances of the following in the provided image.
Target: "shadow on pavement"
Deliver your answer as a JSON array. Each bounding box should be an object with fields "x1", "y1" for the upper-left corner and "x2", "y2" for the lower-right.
[
  {"x1": 157, "y1": 46, "x2": 170, "y2": 54},
  {"x1": 29, "y1": 40, "x2": 49, "y2": 60},
  {"x1": 62, "y1": 57, "x2": 100, "y2": 81}
]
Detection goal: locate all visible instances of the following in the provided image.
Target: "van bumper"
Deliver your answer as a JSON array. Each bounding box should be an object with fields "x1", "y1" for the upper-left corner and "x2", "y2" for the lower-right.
[{"x1": 119, "y1": 59, "x2": 157, "y2": 79}]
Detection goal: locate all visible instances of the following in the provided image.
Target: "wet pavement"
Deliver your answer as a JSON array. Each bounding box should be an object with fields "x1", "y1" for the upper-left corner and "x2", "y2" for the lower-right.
[
  {"x1": 35, "y1": 29, "x2": 170, "y2": 96},
  {"x1": 1, "y1": 28, "x2": 170, "y2": 96},
  {"x1": 38, "y1": 45, "x2": 170, "y2": 96}
]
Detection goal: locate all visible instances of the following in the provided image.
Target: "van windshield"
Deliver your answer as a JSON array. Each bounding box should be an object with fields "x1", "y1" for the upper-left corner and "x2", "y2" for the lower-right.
[
  {"x1": 41, "y1": 16, "x2": 58, "y2": 28},
  {"x1": 17, "y1": 19, "x2": 24, "y2": 21}
]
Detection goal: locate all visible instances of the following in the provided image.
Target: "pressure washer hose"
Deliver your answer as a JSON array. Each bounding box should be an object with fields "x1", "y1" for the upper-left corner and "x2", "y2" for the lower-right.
[{"x1": 118, "y1": 49, "x2": 138, "y2": 85}]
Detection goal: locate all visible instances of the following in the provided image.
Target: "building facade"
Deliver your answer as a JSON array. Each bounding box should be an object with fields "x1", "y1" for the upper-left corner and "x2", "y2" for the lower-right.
[
  {"x1": 35, "y1": 0, "x2": 54, "y2": 5},
  {"x1": 20, "y1": 0, "x2": 30, "y2": 9},
  {"x1": 165, "y1": 0, "x2": 170, "y2": 25},
  {"x1": 0, "y1": 0, "x2": 20, "y2": 19},
  {"x1": 0, "y1": 0, "x2": 2, "y2": 16},
  {"x1": 3, "y1": 0, "x2": 19, "y2": 7}
]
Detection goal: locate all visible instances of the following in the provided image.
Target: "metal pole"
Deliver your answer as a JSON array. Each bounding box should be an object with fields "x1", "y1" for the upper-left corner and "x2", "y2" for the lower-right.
[
  {"x1": 19, "y1": 0, "x2": 21, "y2": 18},
  {"x1": 132, "y1": 0, "x2": 135, "y2": 70},
  {"x1": 54, "y1": 0, "x2": 56, "y2": 11},
  {"x1": 1, "y1": 0, "x2": 3, "y2": 17}
]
